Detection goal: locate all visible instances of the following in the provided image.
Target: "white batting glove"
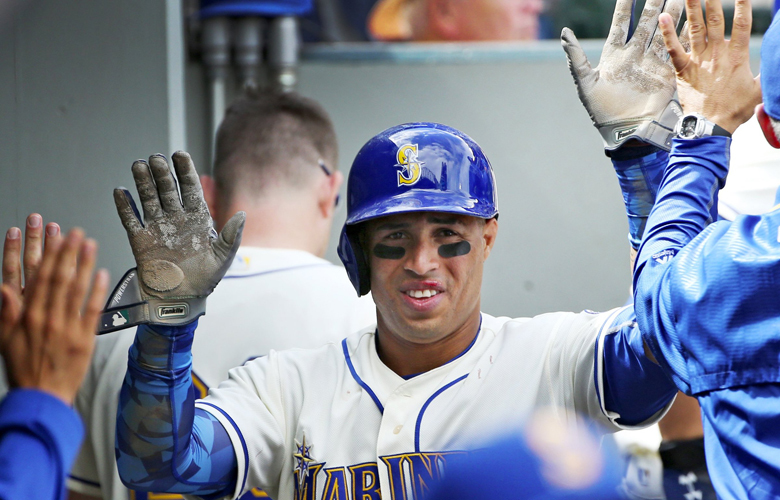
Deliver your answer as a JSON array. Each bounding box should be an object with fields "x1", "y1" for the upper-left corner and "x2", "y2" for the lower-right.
[
  {"x1": 100, "y1": 152, "x2": 245, "y2": 333},
  {"x1": 561, "y1": 0, "x2": 685, "y2": 151}
]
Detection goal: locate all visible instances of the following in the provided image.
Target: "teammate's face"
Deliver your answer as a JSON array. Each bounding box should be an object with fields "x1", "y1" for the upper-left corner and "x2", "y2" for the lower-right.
[
  {"x1": 446, "y1": 0, "x2": 542, "y2": 41},
  {"x1": 365, "y1": 212, "x2": 498, "y2": 347}
]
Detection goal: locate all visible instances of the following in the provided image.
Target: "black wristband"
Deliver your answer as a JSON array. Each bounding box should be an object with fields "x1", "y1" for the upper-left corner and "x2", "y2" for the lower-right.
[
  {"x1": 659, "y1": 437, "x2": 706, "y2": 471},
  {"x1": 606, "y1": 144, "x2": 662, "y2": 160},
  {"x1": 712, "y1": 123, "x2": 732, "y2": 137}
]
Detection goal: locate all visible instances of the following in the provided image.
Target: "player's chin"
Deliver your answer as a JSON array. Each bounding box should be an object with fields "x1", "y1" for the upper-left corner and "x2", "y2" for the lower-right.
[{"x1": 397, "y1": 316, "x2": 451, "y2": 343}]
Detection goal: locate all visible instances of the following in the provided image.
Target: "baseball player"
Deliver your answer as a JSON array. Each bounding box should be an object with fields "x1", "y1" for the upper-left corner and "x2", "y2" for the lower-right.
[
  {"x1": 66, "y1": 91, "x2": 375, "y2": 500},
  {"x1": 105, "y1": 2, "x2": 694, "y2": 498},
  {"x1": 0, "y1": 217, "x2": 108, "y2": 500},
  {"x1": 630, "y1": 0, "x2": 780, "y2": 497},
  {"x1": 110, "y1": 123, "x2": 679, "y2": 500}
]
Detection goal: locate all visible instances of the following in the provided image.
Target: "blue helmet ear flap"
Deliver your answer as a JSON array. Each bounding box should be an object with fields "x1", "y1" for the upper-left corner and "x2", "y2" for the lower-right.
[{"x1": 338, "y1": 224, "x2": 371, "y2": 296}]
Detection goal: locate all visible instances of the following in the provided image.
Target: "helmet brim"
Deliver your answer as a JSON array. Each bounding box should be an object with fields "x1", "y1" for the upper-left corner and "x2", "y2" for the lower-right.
[{"x1": 345, "y1": 189, "x2": 498, "y2": 226}]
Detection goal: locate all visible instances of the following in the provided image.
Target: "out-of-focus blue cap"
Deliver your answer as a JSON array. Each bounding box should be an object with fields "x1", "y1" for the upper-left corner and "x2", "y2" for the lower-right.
[
  {"x1": 427, "y1": 414, "x2": 623, "y2": 500},
  {"x1": 200, "y1": 0, "x2": 313, "y2": 19},
  {"x1": 763, "y1": 13, "x2": 780, "y2": 120}
]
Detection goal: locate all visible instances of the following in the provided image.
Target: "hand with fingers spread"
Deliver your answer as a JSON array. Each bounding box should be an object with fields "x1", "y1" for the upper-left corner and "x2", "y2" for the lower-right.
[
  {"x1": 105, "y1": 152, "x2": 245, "y2": 332},
  {"x1": 0, "y1": 225, "x2": 109, "y2": 405},
  {"x1": 562, "y1": 0, "x2": 685, "y2": 151},
  {"x1": 2, "y1": 214, "x2": 62, "y2": 301},
  {"x1": 659, "y1": 0, "x2": 761, "y2": 133}
]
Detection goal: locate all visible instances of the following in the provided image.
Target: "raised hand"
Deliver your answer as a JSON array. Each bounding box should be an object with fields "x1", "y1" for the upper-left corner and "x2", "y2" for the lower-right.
[
  {"x1": 2, "y1": 214, "x2": 62, "y2": 299},
  {"x1": 104, "y1": 152, "x2": 245, "y2": 332},
  {"x1": 658, "y1": 0, "x2": 761, "y2": 133},
  {"x1": 562, "y1": 0, "x2": 685, "y2": 150},
  {"x1": 0, "y1": 225, "x2": 108, "y2": 405}
]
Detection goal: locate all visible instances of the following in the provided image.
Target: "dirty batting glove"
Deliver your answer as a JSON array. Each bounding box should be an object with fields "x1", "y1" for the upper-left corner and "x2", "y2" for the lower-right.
[
  {"x1": 561, "y1": 0, "x2": 684, "y2": 151},
  {"x1": 99, "y1": 151, "x2": 245, "y2": 333}
]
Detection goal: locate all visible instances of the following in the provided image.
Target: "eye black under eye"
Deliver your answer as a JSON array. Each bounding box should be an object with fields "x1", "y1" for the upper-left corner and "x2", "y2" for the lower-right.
[
  {"x1": 439, "y1": 241, "x2": 471, "y2": 258},
  {"x1": 373, "y1": 244, "x2": 405, "y2": 259}
]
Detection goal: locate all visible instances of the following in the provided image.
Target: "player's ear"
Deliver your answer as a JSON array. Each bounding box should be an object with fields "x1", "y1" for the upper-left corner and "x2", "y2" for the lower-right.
[
  {"x1": 200, "y1": 174, "x2": 219, "y2": 219},
  {"x1": 757, "y1": 104, "x2": 780, "y2": 149},
  {"x1": 482, "y1": 218, "x2": 498, "y2": 261},
  {"x1": 317, "y1": 169, "x2": 343, "y2": 219}
]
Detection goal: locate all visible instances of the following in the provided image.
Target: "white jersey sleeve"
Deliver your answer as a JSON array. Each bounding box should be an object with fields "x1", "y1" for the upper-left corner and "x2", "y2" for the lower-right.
[{"x1": 195, "y1": 350, "x2": 292, "y2": 500}]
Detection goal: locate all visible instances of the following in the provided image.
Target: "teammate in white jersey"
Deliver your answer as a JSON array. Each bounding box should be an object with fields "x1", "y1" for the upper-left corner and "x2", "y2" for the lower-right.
[{"x1": 66, "y1": 91, "x2": 375, "y2": 500}]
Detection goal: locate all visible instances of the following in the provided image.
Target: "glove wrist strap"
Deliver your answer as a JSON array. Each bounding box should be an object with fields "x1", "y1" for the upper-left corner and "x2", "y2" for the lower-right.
[
  {"x1": 99, "y1": 268, "x2": 206, "y2": 334},
  {"x1": 599, "y1": 100, "x2": 683, "y2": 151}
]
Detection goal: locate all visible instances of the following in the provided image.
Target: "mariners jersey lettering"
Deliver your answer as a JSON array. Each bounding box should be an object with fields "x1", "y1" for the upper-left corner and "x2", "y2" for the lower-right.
[
  {"x1": 197, "y1": 310, "x2": 653, "y2": 500},
  {"x1": 291, "y1": 453, "x2": 464, "y2": 500}
]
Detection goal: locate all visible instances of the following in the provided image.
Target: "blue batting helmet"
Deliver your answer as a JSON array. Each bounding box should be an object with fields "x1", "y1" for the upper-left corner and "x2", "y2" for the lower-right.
[{"x1": 337, "y1": 122, "x2": 499, "y2": 296}]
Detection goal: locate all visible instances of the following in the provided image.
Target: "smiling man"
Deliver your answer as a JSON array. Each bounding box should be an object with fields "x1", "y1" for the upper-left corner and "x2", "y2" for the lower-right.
[
  {"x1": 110, "y1": 117, "x2": 680, "y2": 500},
  {"x1": 362, "y1": 212, "x2": 493, "y2": 375}
]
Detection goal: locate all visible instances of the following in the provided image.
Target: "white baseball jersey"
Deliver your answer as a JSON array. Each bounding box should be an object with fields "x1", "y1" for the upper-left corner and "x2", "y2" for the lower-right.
[
  {"x1": 198, "y1": 307, "x2": 666, "y2": 500},
  {"x1": 67, "y1": 247, "x2": 376, "y2": 500}
]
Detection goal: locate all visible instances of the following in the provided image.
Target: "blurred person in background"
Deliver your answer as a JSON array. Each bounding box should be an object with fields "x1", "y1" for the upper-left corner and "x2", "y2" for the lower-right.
[{"x1": 367, "y1": 0, "x2": 544, "y2": 41}]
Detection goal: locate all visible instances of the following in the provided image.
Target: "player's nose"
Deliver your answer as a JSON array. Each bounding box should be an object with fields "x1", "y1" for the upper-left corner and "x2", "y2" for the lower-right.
[{"x1": 403, "y1": 239, "x2": 440, "y2": 276}]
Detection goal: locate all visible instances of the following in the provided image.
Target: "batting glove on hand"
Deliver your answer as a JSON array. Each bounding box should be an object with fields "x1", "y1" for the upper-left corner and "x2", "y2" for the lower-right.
[
  {"x1": 99, "y1": 152, "x2": 245, "y2": 333},
  {"x1": 561, "y1": 0, "x2": 685, "y2": 151}
]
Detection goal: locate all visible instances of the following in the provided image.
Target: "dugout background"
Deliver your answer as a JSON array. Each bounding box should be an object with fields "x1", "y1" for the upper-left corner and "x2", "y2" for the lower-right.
[{"x1": 0, "y1": 0, "x2": 764, "y2": 318}]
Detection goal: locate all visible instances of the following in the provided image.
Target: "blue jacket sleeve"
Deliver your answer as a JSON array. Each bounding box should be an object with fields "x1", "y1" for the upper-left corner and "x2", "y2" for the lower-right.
[
  {"x1": 0, "y1": 389, "x2": 84, "y2": 500},
  {"x1": 115, "y1": 322, "x2": 238, "y2": 497},
  {"x1": 632, "y1": 136, "x2": 731, "y2": 394}
]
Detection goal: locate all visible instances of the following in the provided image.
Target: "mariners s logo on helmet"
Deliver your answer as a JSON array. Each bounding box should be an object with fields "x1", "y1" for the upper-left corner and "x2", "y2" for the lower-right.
[{"x1": 395, "y1": 144, "x2": 423, "y2": 186}]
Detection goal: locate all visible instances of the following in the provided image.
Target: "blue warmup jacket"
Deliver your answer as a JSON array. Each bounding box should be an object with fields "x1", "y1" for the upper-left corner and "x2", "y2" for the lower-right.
[{"x1": 634, "y1": 136, "x2": 780, "y2": 499}]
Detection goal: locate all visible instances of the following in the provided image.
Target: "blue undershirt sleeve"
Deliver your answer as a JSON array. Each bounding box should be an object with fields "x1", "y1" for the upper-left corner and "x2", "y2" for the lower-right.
[
  {"x1": 115, "y1": 321, "x2": 238, "y2": 497},
  {"x1": 599, "y1": 307, "x2": 677, "y2": 426},
  {"x1": 0, "y1": 389, "x2": 84, "y2": 500},
  {"x1": 610, "y1": 147, "x2": 668, "y2": 250}
]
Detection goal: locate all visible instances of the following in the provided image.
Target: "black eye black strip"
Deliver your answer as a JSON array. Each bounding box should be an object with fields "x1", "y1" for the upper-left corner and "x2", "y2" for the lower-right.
[
  {"x1": 438, "y1": 241, "x2": 471, "y2": 258},
  {"x1": 373, "y1": 244, "x2": 406, "y2": 260}
]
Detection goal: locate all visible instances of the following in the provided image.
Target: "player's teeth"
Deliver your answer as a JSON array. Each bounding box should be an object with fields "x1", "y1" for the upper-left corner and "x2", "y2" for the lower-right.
[{"x1": 408, "y1": 290, "x2": 437, "y2": 298}]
